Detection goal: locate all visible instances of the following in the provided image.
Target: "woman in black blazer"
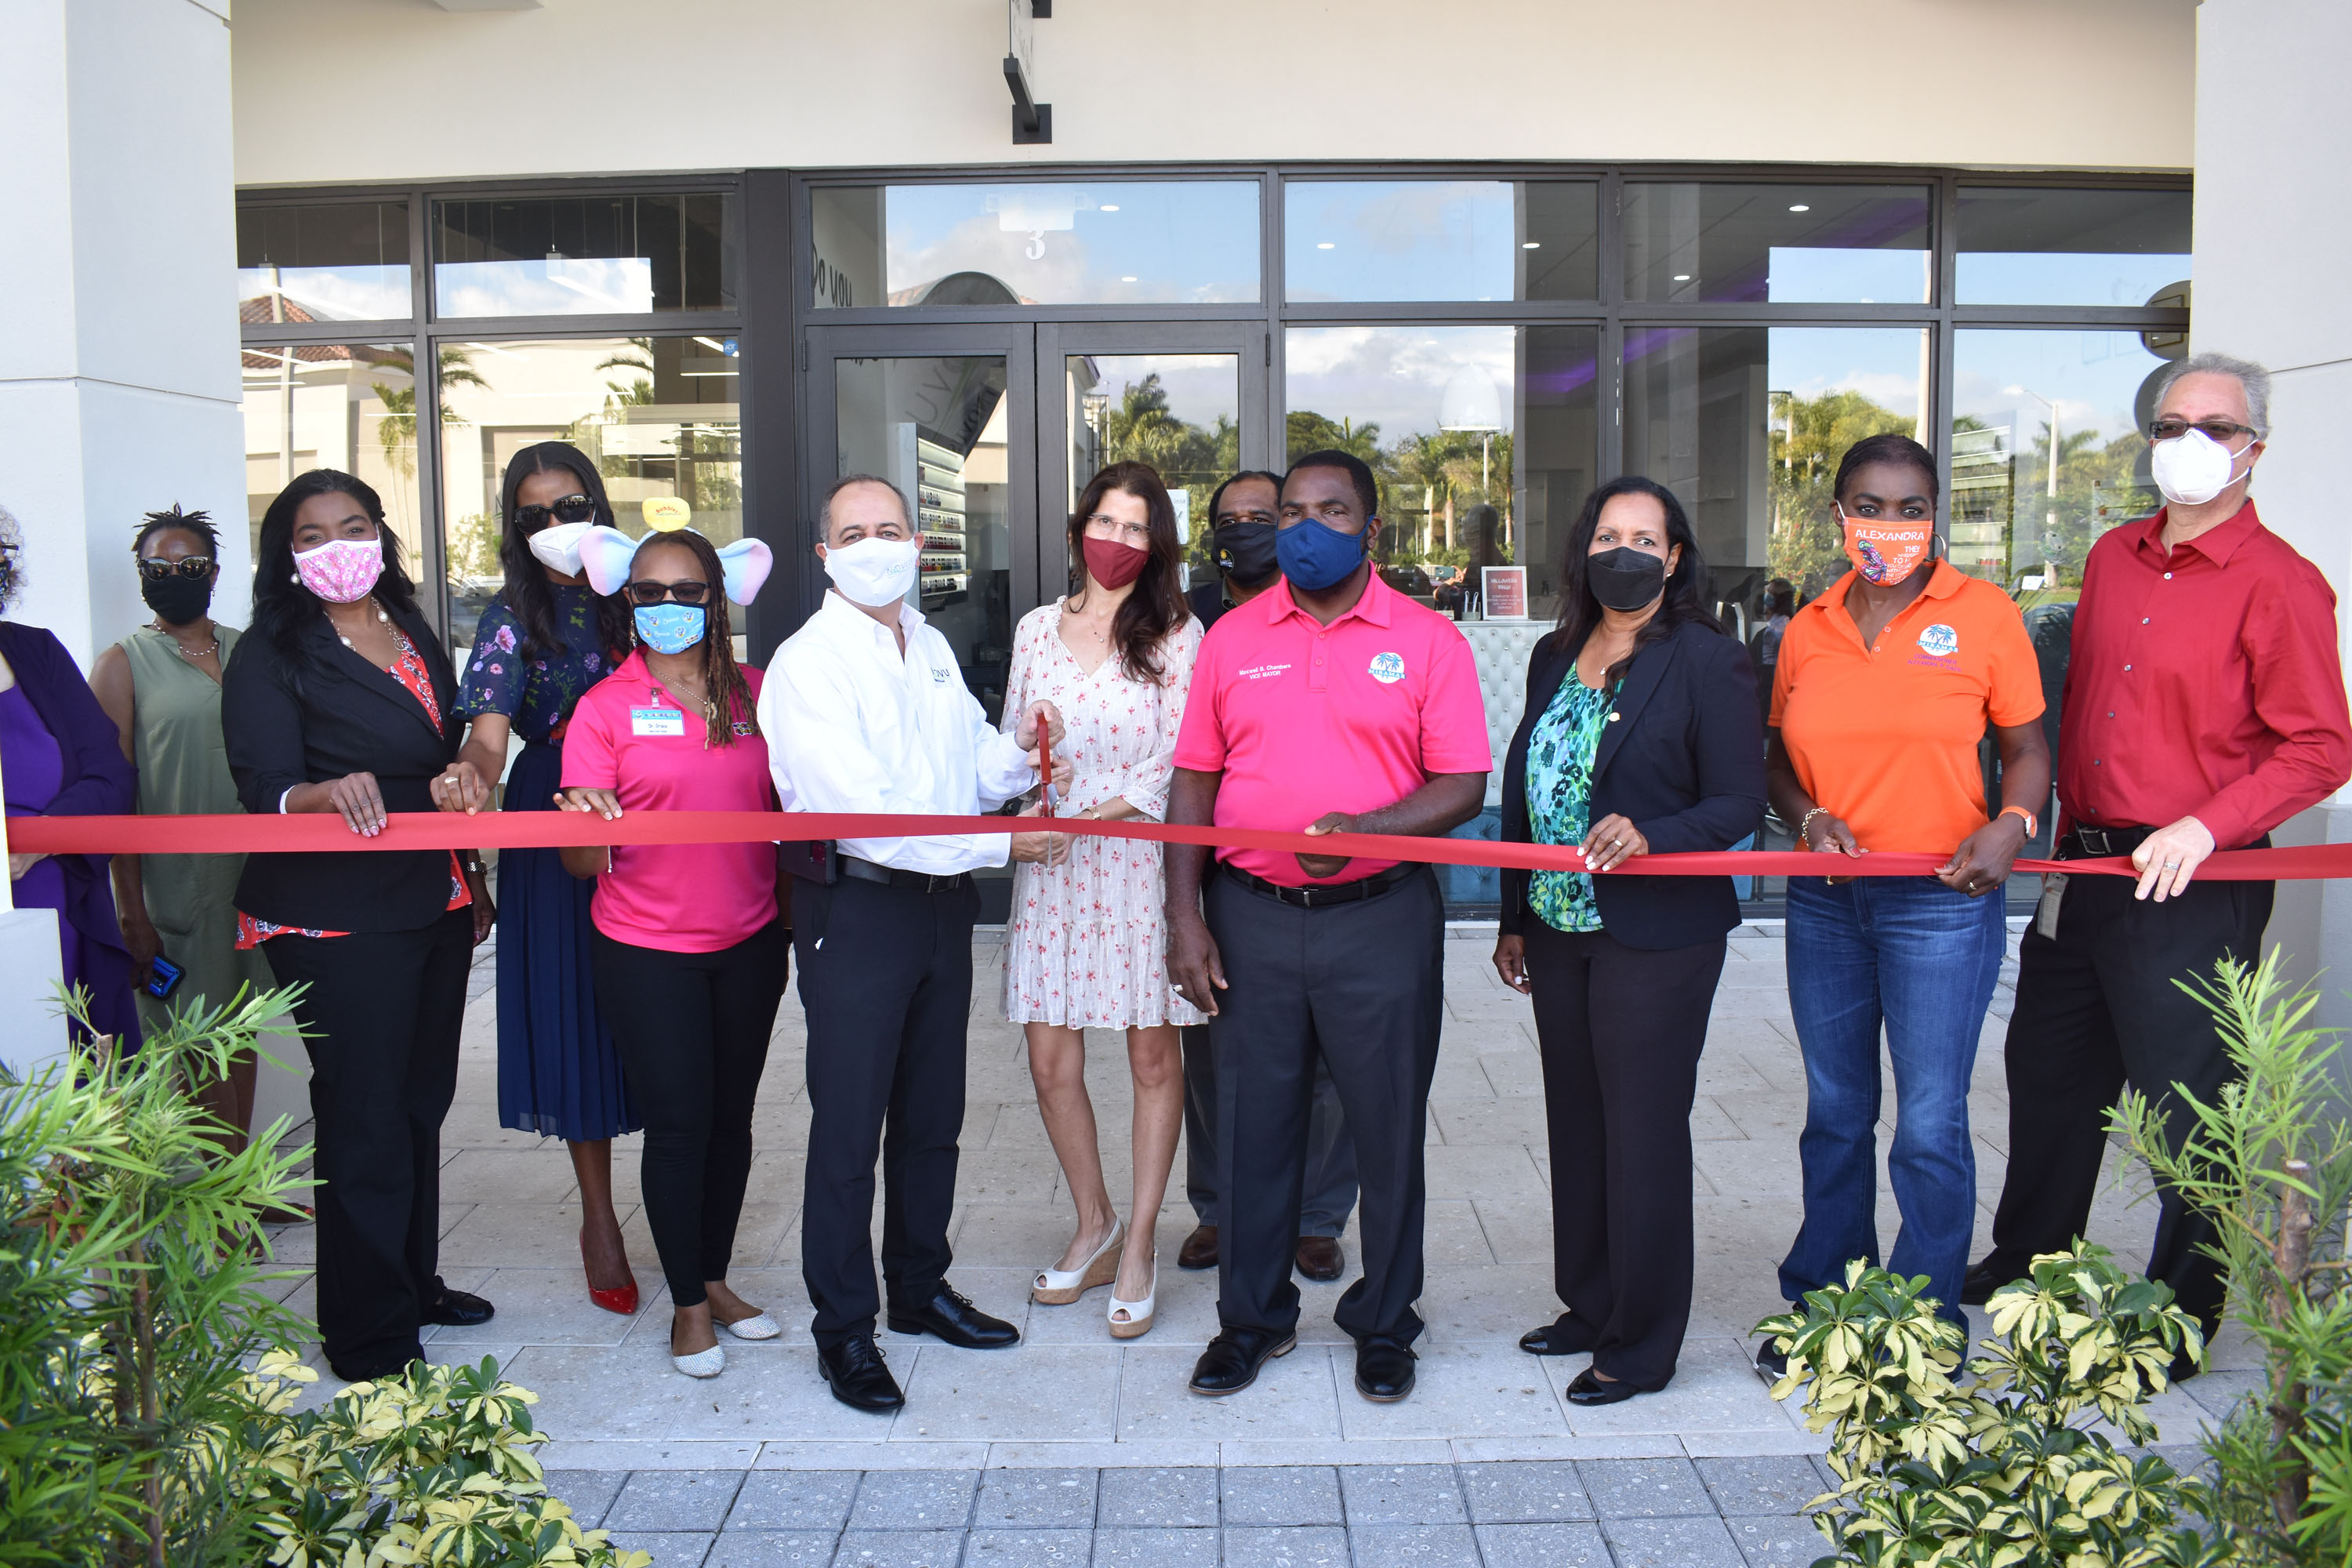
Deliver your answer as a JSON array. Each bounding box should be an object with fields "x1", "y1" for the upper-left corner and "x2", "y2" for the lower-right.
[
  {"x1": 1493, "y1": 475, "x2": 1765, "y2": 1403},
  {"x1": 223, "y1": 469, "x2": 496, "y2": 1382}
]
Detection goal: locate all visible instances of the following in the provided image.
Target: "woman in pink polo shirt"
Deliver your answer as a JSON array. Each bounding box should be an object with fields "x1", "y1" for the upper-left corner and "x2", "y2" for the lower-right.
[{"x1": 557, "y1": 525, "x2": 788, "y2": 1381}]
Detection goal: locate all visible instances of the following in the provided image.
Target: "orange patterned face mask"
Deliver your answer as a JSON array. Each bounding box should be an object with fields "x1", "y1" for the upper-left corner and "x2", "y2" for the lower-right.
[{"x1": 1838, "y1": 507, "x2": 1933, "y2": 586}]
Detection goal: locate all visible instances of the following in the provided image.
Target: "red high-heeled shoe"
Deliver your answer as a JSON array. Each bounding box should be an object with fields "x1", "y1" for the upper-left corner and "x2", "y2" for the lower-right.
[{"x1": 580, "y1": 1225, "x2": 640, "y2": 1316}]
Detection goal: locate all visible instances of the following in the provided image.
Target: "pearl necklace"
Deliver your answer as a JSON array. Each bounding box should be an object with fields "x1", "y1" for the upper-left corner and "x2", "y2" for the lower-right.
[
  {"x1": 326, "y1": 602, "x2": 390, "y2": 648},
  {"x1": 152, "y1": 621, "x2": 220, "y2": 659}
]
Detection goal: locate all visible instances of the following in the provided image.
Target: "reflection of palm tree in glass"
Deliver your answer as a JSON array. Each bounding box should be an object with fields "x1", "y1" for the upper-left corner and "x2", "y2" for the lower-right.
[
  {"x1": 371, "y1": 345, "x2": 490, "y2": 479},
  {"x1": 596, "y1": 337, "x2": 657, "y2": 406}
]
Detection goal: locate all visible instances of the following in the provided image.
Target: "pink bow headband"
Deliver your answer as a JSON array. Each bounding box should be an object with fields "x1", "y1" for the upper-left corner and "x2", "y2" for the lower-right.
[{"x1": 530, "y1": 522, "x2": 772, "y2": 606}]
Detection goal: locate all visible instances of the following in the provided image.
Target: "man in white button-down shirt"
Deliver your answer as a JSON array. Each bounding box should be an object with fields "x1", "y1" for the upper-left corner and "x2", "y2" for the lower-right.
[{"x1": 760, "y1": 474, "x2": 1066, "y2": 1413}]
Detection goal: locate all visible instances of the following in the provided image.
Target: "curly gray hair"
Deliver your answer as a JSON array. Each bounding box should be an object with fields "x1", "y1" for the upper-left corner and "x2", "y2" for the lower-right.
[
  {"x1": 0, "y1": 503, "x2": 21, "y2": 613},
  {"x1": 2154, "y1": 351, "x2": 2273, "y2": 438}
]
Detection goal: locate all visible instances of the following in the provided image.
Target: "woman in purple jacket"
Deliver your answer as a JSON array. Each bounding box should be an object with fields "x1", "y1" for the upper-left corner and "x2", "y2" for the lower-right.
[{"x1": 0, "y1": 506, "x2": 140, "y2": 1043}]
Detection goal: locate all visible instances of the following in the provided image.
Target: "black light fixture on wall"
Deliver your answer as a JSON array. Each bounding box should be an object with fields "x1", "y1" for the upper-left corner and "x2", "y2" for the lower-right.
[{"x1": 1005, "y1": 0, "x2": 1051, "y2": 144}]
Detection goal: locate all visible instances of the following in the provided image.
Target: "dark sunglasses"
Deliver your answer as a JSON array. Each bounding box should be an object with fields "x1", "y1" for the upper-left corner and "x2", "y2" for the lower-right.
[
  {"x1": 514, "y1": 494, "x2": 597, "y2": 529},
  {"x1": 2147, "y1": 418, "x2": 2258, "y2": 444},
  {"x1": 137, "y1": 556, "x2": 213, "y2": 582},
  {"x1": 626, "y1": 579, "x2": 713, "y2": 607}
]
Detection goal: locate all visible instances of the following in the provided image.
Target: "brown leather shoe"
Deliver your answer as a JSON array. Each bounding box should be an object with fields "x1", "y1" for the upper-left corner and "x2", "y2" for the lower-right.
[
  {"x1": 1178, "y1": 1225, "x2": 1219, "y2": 1271},
  {"x1": 1295, "y1": 1236, "x2": 1345, "y2": 1283}
]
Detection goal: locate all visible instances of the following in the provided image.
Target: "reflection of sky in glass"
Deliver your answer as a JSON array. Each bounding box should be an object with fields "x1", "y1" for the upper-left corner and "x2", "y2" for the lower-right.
[
  {"x1": 1075, "y1": 354, "x2": 1236, "y2": 426},
  {"x1": 1958, "y1": 252, "x2": 2190, "y2": 307},
  {"x1": 1954, "y1": 330, "x2": 2166, "y2": 449},
  {"x1": 1766, "y1": 248, "x2": 1930, "y2": 305},
  {"x1": 885, "y1": 183, "x2": 1258, "y2": 304},
  {"x1": 1285, "y1": 183, "x2": 1514, "y2": 302},
  {"x1": 1287, "y1": 325, "x2": 1517, "y2": 442},
  {"x1": 238, "y1": 266, "x2": 410, "y2": 321},
  {"x1": 1622, "y1": 326, "x2": 1926, "y2": 417},
  {"x1": 434, "y1": 257, "x2": 654, "y2": 318}
]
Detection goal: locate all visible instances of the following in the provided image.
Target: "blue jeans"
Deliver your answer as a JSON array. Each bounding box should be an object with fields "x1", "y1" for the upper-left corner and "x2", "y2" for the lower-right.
[{"x1": 1779, "y1": 876, "x2": 2005, "y2": 1323}]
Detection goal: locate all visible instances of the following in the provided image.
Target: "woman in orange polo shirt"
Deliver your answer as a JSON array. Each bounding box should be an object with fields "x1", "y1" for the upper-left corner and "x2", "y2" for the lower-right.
[{"x1": 1758, "y1": 434, "x2": 2049, "y2": 1376}]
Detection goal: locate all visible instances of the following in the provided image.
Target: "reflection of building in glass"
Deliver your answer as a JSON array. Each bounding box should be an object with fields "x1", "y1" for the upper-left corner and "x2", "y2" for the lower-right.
[{"x1": 1949, "y1": 423, "x2": 2016, "y2": 582}]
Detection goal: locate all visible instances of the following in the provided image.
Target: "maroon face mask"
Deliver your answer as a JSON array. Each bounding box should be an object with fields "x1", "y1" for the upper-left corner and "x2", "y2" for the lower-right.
[{"x1": 1082, "y1": 535, "x2": 1149, "y2": 590}]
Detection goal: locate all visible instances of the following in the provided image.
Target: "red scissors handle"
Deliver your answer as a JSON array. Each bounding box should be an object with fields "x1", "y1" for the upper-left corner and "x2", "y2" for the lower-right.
[{"x1": 1038, "y1": 724, "x2": 1059, "y2": 814}]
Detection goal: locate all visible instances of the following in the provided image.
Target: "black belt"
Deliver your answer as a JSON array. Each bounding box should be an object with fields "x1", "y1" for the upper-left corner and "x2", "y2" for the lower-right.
[
  {"x1": 840, "y1": 855, "x2": 974, "y2": 894},
  {"x1": 1221, "y1": 860, "x2": 1419, "y2": 908},
  {"x1": 2060, "y1": 825, "x2": 2155, "y2": 859}
]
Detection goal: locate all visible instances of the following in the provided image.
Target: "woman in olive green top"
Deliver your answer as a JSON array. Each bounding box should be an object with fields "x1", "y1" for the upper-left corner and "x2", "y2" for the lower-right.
[{"x1": 91, "y1": 506, "x2": 277, "y2": 1146}]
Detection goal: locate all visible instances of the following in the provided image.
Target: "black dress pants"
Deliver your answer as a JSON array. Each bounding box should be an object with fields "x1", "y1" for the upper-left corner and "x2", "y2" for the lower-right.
[
  {"x1": 1181, "y1": 1025, "x2": 1359, "y2": 1235},
  {"x1": 795, "y1": 874, "x2": 980, "y2": 1348},
  {"x1": 1207, "y1": 865, "x2": 1443, "y2": 1345},
  {"x1": 1524, "y1": 920, "x2": 1725, "y2": 1390},
  {"x1": 1984, "y1": 868, "x2": 2274, "y2": 1333},
  {"x1": 265, "y1": 908, "x2": 472, "y2": 1378},
  {"x1": 592, "y1": 921, "x2": 789, "y2": 1307}
]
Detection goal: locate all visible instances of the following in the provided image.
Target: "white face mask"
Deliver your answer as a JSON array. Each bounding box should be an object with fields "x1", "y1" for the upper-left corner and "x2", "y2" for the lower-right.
[
  {"x1": 823, "y1": 535, "x2": 920, "y2": 608},
  {"x1": 2151, "y1": 426, "x2": 2257, "y2": 508},
  {"x1": 527, "y1": 521, "x2": 593, "y2": 577}
]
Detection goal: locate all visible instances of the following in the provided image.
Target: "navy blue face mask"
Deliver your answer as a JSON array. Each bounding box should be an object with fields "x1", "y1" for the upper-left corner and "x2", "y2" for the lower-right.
[{"x1": 1275, "y1": 517, "x2": 1368, "y2": 592}]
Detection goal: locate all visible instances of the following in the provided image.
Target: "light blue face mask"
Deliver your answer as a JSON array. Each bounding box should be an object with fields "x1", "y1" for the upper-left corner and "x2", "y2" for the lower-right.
[{"x1": 633, "y1": 603, "x2": 706, "y2": 655}]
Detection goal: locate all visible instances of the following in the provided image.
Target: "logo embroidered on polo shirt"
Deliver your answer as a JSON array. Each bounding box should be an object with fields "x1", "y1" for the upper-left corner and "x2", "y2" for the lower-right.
[
  {"x1": 1239, "y1": 662, "x2": 1291, "y2": 681},
  {"x1": 1367, "y1": 652, "x2": 1406, "y2": 684},
  {"x1": 931, "y1": 665, "x2": 952, "y2": 684},
  {"x1": 1917, "y1": 623, "x2": 1959, "y2": 658}
]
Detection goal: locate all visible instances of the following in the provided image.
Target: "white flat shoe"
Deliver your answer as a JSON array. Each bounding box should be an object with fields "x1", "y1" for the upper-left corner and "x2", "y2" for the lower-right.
[
  {"x1": 673, "y1": 1344, "x2": 725, "y2": 1379},
  {"x1": 1108, "y1": 1253, "x2": 1157, "y2": 1340},
  {"x1": 1034, "y1": 1217, "x2": 1125, "y2": 1305},
  {"x1": 720, "y1": 1311, "x2": 781, "y2": 1341}
]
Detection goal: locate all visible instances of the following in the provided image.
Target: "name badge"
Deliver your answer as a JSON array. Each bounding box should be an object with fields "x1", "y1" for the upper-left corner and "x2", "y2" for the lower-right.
[{"x1": 630, "y1": 706, "x2": 686, "y2": 738}]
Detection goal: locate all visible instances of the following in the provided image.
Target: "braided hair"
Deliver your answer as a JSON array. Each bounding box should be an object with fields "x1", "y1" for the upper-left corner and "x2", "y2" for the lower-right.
[
  {"x1": 133, "y1": 504, "x2": 221, "y2": 557},
  {"x1": 629, "y1": 530, "x2": 759, "y2": 748}
]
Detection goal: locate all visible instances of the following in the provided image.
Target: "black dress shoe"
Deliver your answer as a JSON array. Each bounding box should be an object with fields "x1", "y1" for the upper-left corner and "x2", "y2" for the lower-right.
[
  {"x1": 1354, "y1": 1338, "x2": 1417, "y2": 1402},
  {"x1": 818, "y1": 1335, "x2": 906, "y2": 1411},
  {"x1": 886, "y1": 1284, "x2": 1020, "y2": 1348},
  {"x1": 1178, "y1": 1225, "x2": 1219, "y2": 1270},
  {"x1": 422, "y1": 1287, "x2": 495, "y2": 1327},
  {"x1": 1189, "y1": 1327, "x2": 1296, "y2": 1396},
  {"x1": 1754, "y1": 1341, "x2": 1790, "y2": 1385},
  {"x1": 1519, "y1": 1317, "x2": 1597, "y2": 1357},
  {"x1": 1294, "y1": 1236, "x2": 1345, "y2": 1283},
  {"x1": 1960, "y1": 1261, "x2": 2014, "y2": 1307},
  {"x1": 1566, "y1": 1367, "x2": 1639, "y2": 1406}
]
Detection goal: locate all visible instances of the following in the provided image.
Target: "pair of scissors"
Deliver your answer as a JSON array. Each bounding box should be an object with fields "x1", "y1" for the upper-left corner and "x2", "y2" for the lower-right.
[{"x1": 1039, "y1": 727, "x2": 1060, "y2": 815}]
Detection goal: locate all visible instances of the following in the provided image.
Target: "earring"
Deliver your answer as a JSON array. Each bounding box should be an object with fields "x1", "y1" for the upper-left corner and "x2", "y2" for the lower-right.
[{"x1": 290, "y1": 572, "x2": 301, "y2": 585}]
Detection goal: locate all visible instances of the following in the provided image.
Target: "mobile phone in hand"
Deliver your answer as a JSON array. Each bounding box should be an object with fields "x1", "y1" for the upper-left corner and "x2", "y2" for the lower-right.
[{"x1": 146, "y1": 955, "x2": 183, "y2": 1000}]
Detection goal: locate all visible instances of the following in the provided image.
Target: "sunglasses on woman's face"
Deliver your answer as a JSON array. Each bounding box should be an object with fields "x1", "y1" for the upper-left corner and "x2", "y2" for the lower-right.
[
  {"x1": 137, "y1": 556, "x2": 213, "y2": 582},
  {"x1": 626, "y1": 579, "x2": 713, "y2": 606},
  {"x1": 514, "y1": 494, "x2": 597, "y2": 529}
]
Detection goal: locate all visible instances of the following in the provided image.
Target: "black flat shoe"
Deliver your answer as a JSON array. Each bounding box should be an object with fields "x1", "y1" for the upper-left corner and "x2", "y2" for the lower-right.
[
  {"x1": 1354, "y1": 1339, "x2": 1417, "y2": 1403},
  {"x1": 1565, "y1": 1367, "x2": 1638, "y2": 1406},
  {"x1": 887, "y1": 1284, "x2": 1020, "y2": 1348},
  {"x1": 1960, "y1": 1261, "x2": 2015, "y2": 1307},
  {"x1": 1519, "y1": 1319, "x2": 1595, "y2": 1357},
  {"x1": 422, "y1": 1288, "x2": 495, "y2": 1327},
  {"x1": 1754, "y1": 1341, "x2": 1790, "y2": 1385},
  {"x1": 1189, "y1": 1327, "x2": 1296, "y2": 1396},
  {"x1": 818, "y1": 1334, "x2": 906, "y2": 1411}
]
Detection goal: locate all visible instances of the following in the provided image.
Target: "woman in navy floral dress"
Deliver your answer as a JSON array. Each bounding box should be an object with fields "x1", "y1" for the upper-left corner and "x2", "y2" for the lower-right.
[{"x1": 436, "y1": 442, "x2": 643, "y2": 1315}]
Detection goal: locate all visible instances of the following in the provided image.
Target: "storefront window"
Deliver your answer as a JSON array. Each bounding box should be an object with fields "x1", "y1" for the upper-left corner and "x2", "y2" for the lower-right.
[
  {"x1": 808, "y1": 181, "x2": 1260, "y2": 308},
  {"x1": 1063, "y1": 354, "x2": 1239, "y2": 583},
  {"x1": 434, "y1": 335, "x2": 743, "y2": 648},
  {"x1": 1950, "y1": 329, "x2": 2169, "y2": 589},
  {"x1": 433, "y1": 194, "x2": 735, "y2": 318},
  {"x1": 1625, "y1": 325, "x2": 1929, "y2": 608},
  {"x1": 1624, "y1": 183, "x2": 1932, "y2": 305},
  {"x1": 238, "y1": 202, "x2": 411, "y2": 322},
  {"x1": 239, "y1": 339, "x2": 423, "y2": 572},
  {"x1": 1957, "y1": 187, "x2": 2192, "y2": 307},
  {"x1": 1283, "y1": 181, "x2": 1599, "y2": 302}
]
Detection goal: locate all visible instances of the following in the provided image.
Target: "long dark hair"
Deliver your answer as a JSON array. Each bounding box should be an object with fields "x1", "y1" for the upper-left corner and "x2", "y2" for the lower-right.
[
  {"x1": 1549, "y1": 476, "x2": 1722, "y2": 688},
  {"x1": 498, "y1": 441, "x2": 633, "y2": 662},
  {"x1": 628, "y1": 529, "x2": 759, "y2": 748},
  {"x1": 252, "y1": 470, "x2": 422, "y2": 682},
  {"x1": 1066, "y1": 460, "x2": 1189, "y2": 685}
]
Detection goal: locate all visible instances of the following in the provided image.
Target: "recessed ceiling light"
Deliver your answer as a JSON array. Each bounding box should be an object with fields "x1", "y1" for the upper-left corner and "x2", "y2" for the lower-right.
[
  {"x1": 1099, "y1": 204, "x2": 1120, "y2": 212},
  {"x1": 1522, "y1": 241, "x2": 1541, "y2": 249},
  {"x1": 1316, "y1": 241, "x2": 1335, "y2": 250},
  {"x1": 1120, "y1": 275, "x2": 1137, "y2": 282},
  {"x1": 1788, "y1": 203, "x2": 1810, "y2": 212},
  {"x1": 1672, "y1": 274, "x2": 1691, "y2": 281}
]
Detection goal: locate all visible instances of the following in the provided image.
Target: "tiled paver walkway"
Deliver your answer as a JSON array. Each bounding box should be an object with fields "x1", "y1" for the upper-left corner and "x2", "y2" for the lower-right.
[{"x1": 260, "y1": 921, "x2": 2259, "y2": 1563}]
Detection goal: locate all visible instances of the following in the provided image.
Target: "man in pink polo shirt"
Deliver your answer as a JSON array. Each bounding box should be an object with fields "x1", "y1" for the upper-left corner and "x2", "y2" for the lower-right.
[{"x1": 1167, "y1": 448, "x2": 1491, "y2": 1404}]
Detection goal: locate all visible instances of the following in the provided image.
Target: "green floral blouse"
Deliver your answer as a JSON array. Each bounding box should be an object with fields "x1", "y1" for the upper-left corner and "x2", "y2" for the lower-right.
[{"x1": 1525, "y1": 674, "x2": 1614, "y2": 934}]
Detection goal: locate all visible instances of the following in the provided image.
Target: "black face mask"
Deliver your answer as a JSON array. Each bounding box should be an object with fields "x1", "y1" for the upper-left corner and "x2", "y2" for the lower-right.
[
  {"x1": 141, "y1": 572, "x2": 214, "y2": 626},
  {"x1": 1212, "y1": 521, "x2": 1280, "y2": 587},
  {"x1": 1586, "y1": 546, "x2": 1668, "y2": 612}
]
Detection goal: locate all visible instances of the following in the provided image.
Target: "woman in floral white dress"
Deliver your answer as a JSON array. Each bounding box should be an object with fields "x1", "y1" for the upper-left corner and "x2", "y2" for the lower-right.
[{"x1": 1005, "y1": 459, "x2": 1203, "y2": 1340}]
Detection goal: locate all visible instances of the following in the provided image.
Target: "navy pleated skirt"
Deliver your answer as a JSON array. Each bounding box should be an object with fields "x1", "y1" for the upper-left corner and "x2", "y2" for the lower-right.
[{"x1": 495, "y1": 740, "x2": 638, "y2": 1141}]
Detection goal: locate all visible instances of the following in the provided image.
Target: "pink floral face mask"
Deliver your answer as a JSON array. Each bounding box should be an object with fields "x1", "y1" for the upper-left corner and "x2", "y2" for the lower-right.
[{"x1": 292, "y1": 536, "x2": 385, "y2": 604}]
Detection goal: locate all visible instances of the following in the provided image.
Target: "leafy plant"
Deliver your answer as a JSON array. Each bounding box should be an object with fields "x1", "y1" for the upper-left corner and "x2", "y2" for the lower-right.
[
  {"x1": 1757, "y1": 1247, "x2": 2224, "y2": 1566},
  {"x1": 2114, "y1": 953, "x2": 2352, "y2": 1564}
]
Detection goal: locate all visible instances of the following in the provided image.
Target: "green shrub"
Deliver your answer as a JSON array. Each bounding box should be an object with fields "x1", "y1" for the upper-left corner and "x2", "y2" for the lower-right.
[{"x1": 1757, "y1": 1246, "x2": 2225, "y2": 1566}]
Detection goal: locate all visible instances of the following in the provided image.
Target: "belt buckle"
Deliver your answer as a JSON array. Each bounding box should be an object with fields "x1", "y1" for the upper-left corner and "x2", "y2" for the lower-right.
[
  {"x1": 1290, "y1": 883, "x2": 1318, "y2": 908},
  {"x1": 2076, "y1": 828, "x2": 2111, "y2": 857}
]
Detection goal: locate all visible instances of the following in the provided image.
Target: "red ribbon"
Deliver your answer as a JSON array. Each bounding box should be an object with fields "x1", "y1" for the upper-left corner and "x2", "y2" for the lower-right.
[{"x1": 9, "y1": 809, "x2": 2348, "y2": 880}]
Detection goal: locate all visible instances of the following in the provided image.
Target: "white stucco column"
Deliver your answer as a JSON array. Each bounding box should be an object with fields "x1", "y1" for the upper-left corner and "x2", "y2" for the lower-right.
[
  {"x1": 0, "y1": 0, "x2": 250, "y2": 673},
  {"x1": 2194, "y1": 0, "x2": 2352, "y2": 1025}
]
